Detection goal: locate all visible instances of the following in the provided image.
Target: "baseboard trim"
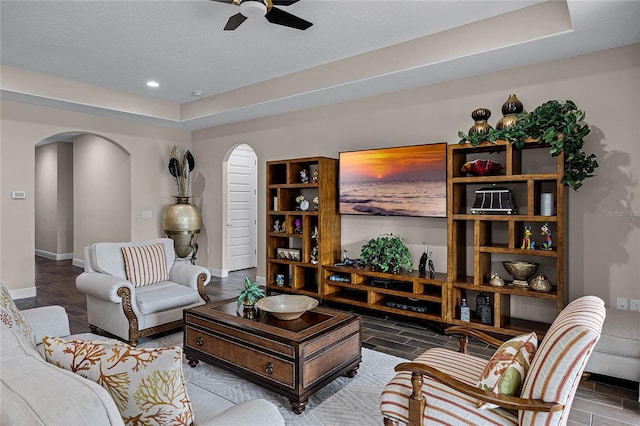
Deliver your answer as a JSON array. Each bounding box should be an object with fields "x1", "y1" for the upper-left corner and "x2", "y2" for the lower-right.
[
  {"x1": 72, "y1": 258, "x2": 84, "y2": 268},
  {"x1": 35, "y1": 249, "x2": 74, "y2": 261},
  {"x1": 209, "y1": 268, "x2": 228, "y2": 278},
  {"x1": 9, "y1": 286, "x2": 37, "y2": 300}
]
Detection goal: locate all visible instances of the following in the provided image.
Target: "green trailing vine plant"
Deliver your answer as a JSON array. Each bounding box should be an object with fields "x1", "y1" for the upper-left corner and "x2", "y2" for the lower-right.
[
  {"x1": 458, "y1": 100, "x2": 598, "y2": 190},
  {"x1": 360, "y1": 233, "x2": 412, "y2": 274}
]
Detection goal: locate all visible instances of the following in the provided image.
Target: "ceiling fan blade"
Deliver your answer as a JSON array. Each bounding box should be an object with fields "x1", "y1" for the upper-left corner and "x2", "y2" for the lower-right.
[
  {"x1": 209, "y1": 0, "x2": 235, "y2": 4},
  {"x1": 265, "y1": 7, "x2": 312, "y2": 30},
  {"x1": 224, "y1": 13, "x2": 248, "y2": 30},
  {"x1": 272, "y1": 1, "x2": 301, "y2": 5}
]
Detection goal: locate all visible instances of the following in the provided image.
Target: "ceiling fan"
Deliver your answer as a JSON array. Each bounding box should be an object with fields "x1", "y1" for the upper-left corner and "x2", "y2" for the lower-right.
[{"x1": 211, "y1": 0, "x2": 313, "y2": 31}]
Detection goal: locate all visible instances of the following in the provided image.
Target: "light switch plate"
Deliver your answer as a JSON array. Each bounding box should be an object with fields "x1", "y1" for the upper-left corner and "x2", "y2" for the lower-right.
[
  {"x1": 12, "y1": 191, "x2": 26, "y2": 199},
  {"x1": 142, "y1": 210, "x2": 152, "y2": 219}
]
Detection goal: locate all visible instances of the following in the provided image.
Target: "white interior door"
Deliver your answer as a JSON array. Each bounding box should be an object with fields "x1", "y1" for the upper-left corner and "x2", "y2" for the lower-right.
[{"x1": 226, "y1": 145, "x2": 257, "y2": 271}]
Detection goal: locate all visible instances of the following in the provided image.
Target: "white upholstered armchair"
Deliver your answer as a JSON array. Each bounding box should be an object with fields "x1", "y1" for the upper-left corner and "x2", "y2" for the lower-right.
[{"x1": 76, "y1": 238, "x2": 211, "y2": 346}]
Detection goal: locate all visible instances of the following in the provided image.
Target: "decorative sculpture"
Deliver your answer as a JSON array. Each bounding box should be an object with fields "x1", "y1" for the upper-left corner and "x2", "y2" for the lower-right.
[
  {"x1": 418, "y1": 243, "x2": 436, "y2": 278},
  {"x1": 419, "y1": 243, "x2": 428, "y2": 275},
  {"x1": 310, "y1": 226, "x2": 319, "y2": 264},
  {"x1": 428, "y1": 251, "x2": 436, "y2": 279}
]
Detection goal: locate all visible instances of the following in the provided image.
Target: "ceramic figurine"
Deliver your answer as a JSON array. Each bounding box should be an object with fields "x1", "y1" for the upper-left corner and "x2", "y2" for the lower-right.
[
  {"x1": 294, "y1": 218, "x2": 302, "y2": 234},
  {"x1": 300, "y1": 169, "x2": 308, "y2": 183},
  {"x1": 540, "y1": 222, "x2": 553, "y2": 250},
  {"x1": 313, "y1": 196, "x2": 319, "y2": 210},
  {"x1": 312, "y1": 169, "x2": 319, "y2": 183},
  {"x1": 521, "y1": 225, "x2": 535, "y2": 250},
  {"x1": 273, "y1": 220, "x2": 281, "y2": 233}
]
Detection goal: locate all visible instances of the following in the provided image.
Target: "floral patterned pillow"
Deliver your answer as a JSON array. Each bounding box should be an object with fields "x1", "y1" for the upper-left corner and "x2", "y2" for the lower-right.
[
  {"x1": 476, "y1": 332, "x2": 538, "y2": 409},
  {"x1": 43, "y1": 336, "x2": 193, "y2": 425},
  {"x1": 0, "y1": 283, "x2": 36, "y2": 345}
]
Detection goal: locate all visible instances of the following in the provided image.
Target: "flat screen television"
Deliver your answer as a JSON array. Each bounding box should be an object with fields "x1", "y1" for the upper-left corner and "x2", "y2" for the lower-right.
[{"x1": 339, "y1": 143, "x2": 447, "y2": 218}]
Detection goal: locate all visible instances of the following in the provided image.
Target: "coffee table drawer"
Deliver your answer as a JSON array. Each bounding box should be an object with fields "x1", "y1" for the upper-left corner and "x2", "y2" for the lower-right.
[
  {"x1": 185, "y1": 326, "x2": 295, "y2": 388},
  {"x1": 185, "y1": 314, "x2": 295, "y2": 357}
]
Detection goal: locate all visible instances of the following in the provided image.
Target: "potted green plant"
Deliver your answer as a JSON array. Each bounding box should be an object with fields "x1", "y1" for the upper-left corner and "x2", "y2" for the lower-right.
[
  {"x1": 360, "y1": 233, "x2": 412, "y2": 274},
  {"x1": 458, "y1": 99, "x2": 598, "y2": 190},
  {"x1": 237, "y1": 276, "x2": 266, "y2": 310}
]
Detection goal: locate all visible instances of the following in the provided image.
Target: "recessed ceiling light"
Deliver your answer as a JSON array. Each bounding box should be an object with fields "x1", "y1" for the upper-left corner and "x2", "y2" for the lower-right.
[
  {"x1": 192, "y1": 91, "x2": 204, "y2": 97},
  {"x1": 146, "y1": 81, "x2": 160, "y2": 88}
]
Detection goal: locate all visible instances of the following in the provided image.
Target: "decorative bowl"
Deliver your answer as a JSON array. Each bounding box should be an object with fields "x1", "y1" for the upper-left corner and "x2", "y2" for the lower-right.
[
  {"x1": 502, "y1": 261, "x2": 539, "y2": 284},
  {"x1": 255, "y1": 295, "x2": 319, "y2": 320}
]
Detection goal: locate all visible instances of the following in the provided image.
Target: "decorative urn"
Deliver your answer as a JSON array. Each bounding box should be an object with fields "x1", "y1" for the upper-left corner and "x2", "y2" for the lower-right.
[
  {"x1": 164, "y1": 146, "x2": 201, "y2": 262},
  {"x1": 164, "y1": 197, "x2": 201, "y2": 259}
]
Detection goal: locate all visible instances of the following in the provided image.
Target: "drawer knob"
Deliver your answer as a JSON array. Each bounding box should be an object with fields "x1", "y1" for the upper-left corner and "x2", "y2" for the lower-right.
[
  {"x1": 196, "y1": 337, "x2": 204, "y2": 346},
  {"x1": 265, "y1": 362, "x2": 274, "y2": 375}
]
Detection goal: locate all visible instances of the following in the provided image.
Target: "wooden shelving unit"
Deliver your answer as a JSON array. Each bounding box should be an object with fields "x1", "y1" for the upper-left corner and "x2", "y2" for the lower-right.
[
  {"x1": 266, "y1": 157, "x2": 341, "y2": 297},
  {"x1": 265, "y1": 143, "x2": 566, "y2": 335},
  {"x1": 322, "y1": 265, "x2": 447, "y2": 323},
  {"x1": 447, "y1": 140, "x2": 565, "y2": 337}
]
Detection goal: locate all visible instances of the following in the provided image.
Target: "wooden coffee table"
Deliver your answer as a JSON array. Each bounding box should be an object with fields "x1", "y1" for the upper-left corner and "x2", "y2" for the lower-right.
[{"x1": 183, "y1": 299, "x2": 361, "y2": 413}]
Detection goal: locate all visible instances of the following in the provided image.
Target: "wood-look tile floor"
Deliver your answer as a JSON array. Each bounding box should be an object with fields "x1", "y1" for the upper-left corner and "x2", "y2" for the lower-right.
[{"x1": 16, "y1": 257, "x2": 640, "y2": 425}]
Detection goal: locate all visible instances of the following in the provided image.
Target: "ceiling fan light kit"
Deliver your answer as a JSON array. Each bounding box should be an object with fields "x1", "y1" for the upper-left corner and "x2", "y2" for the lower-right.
[
  {"x1": 239, "y1": 0, "x2": 267, "y2": 18},
  {"x1": 212, "y1": 0, "x2": 312, "y2": 31}
]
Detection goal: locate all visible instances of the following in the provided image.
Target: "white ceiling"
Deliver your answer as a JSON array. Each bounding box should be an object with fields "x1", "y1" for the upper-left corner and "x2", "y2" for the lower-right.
[{"x1": 1, "y1": 0, "x2": 639, "y2": 131}]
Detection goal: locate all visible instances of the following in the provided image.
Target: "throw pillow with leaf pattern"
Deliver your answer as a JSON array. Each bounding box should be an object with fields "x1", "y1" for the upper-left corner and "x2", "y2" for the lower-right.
[
  {"x1": 476, "y1": 332, "x2": 538, "y2": 409},
  {"x1": 43, "y1": 336, "x2": 193, "y2": 425},
  {"x1": 0, "y1": 283, "x2": 36, "y2": 345}
]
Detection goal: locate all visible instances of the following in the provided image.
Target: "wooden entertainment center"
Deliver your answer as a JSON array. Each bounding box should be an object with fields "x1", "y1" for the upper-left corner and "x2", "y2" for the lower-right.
[{"x1": 266, "y1": 142, "x2": 565, "y2": 336}]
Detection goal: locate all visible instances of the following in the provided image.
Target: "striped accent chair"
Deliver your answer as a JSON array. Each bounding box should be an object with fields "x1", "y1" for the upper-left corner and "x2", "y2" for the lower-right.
[{"x1": 380, "y1": 296, "x2": 605, "y2": 426}]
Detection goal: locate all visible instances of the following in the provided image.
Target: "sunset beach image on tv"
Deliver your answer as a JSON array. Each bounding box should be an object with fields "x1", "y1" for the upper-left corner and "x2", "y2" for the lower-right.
[{"x1": 339, "y1": 143, "x2": 447, "y2": 218}]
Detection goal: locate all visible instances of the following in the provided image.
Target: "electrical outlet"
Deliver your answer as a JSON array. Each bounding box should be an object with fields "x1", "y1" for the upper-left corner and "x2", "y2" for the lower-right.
[
  {"x1": 630, "y1": 299, "x2": 640, "y2": 312},
  {"x1": 142, "y1": 210, "x2": 152, "y2": 219},
  {"x1": 617, "y1": 297, "x2": 628, "y2": 310}
]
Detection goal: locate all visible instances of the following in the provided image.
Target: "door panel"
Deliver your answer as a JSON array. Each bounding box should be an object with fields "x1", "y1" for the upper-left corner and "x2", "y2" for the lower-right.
[{"x1": 227, "y1": 145, "x2": 257, "y2": 271}]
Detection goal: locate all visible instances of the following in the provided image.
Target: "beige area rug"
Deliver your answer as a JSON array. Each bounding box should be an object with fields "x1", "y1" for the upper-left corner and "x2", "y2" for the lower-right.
[{"x1": 140, "y1": 332, "x2": 407, "y2": 425}]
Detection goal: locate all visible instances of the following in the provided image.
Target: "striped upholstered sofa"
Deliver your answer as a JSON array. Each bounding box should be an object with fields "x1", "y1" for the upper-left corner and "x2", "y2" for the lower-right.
[{"x1": 381, "y1": 296, "x2": 605, "y2": 426}]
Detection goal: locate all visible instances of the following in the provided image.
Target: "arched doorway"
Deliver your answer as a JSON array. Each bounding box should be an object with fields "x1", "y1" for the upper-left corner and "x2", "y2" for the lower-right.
[
  {"x1": 34, "y1": 132, "x2": 131, "y2": 267},
  {"x1": 225, "y1": 144, "x2": 258, "y2": 272}
]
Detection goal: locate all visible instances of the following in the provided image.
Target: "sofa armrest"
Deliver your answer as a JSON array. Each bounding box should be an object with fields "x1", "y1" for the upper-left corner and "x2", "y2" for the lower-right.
[
  {"x1": 169, "y1": 263, "x2": 211, "y2": 289},
  {"x1": 200, "y1": 399, "x2": 284, "y2": 426},
  {"x1": 20, "y1": 306, "x2": 70, "y2": 344},
  {"x1": 76, "y1": 272, "x2": 134, "y2": 303}
]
